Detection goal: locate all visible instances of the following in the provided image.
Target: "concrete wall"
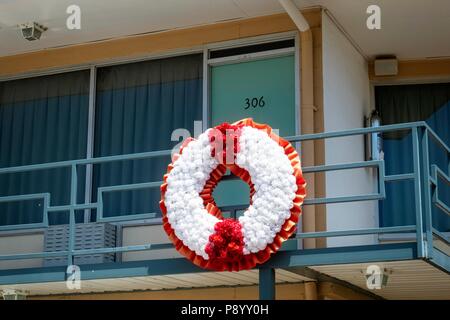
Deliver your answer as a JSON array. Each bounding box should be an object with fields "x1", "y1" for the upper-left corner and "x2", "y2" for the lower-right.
[
  {"x1": 321, "y1": 12, "x2": 378, "y2": 247},
  {"x1": 121, "y1": 224, "x2": 179, "y2": 261}
]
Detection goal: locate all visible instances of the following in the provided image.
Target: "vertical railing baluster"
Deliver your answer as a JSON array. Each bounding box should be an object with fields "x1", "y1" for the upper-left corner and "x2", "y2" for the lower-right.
[
  {"x1": 84, "y1": 66, "x2": 97, "y2": 223},
  {"x1": 412, "y1": 127, "x2": 425, "y2": 258},
  {"x1": 420, "y1": 127, "x2": 433, "y2": 258},
  {"x1": 68, "y1": 164, "x2": 77, "y2": 266}
]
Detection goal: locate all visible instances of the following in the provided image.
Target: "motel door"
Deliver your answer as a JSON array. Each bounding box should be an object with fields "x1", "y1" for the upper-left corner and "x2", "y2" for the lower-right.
[{"x1": 209, "y1": 44, "x2": 297, "y2": 219}]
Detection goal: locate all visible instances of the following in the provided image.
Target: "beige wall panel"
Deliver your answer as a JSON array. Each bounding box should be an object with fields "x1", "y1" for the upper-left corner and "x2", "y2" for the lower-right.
[
  {"x1": 121, "y1": 224, "x2": 179, "y2": 261},
  {"x1": 0, "y1": 233, "x2": 44, "y2": 269}
]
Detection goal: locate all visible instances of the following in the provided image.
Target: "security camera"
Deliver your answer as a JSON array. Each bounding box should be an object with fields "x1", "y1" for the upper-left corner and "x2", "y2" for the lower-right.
[{"x1": 19, "y1": 22, "x2": 47, "y2": 41}]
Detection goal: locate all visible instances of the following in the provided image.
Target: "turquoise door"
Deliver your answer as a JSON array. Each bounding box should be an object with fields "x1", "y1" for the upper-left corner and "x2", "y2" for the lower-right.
[
  {"x1": 211, "y1": 55, "x2": 296, "y2": 135},
  {"x1": 210, "y1": 55, "x2": 297, "y2": 222}
]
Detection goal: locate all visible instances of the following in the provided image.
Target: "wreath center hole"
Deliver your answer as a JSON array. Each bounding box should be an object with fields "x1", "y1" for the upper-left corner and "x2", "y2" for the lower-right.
[{"x1": 212, "y1": 170, "x2": 250, "y2": 219}]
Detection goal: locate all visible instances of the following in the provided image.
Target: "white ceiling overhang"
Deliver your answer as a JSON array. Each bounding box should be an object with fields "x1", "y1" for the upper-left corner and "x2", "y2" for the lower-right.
[{"x1": 0, "y1": 0, "x2": 449, "y2": 60}]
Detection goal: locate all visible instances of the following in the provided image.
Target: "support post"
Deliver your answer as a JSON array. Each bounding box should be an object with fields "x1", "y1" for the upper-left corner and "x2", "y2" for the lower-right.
[
  {"x1": 304, "y1": 281, "x2": 318, "y2": 300},
  {"x1": 68, "y1": 164, "x2": 77, "y2": 266},
  {"x1": 259, "y1": 268, "x2": 275, "y2": 300}
]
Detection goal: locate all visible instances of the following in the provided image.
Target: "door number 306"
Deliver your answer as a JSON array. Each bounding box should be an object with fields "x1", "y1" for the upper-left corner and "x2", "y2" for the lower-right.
[{"x1": 244, "y1": 96, "x2": 266, "y2": 109}]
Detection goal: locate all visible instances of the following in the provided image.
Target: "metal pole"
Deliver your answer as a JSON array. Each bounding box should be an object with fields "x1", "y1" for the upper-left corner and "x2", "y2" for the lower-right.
[
  {"x1": 259, "y1": 268, "x2": 275, "y2": 300},
  {"x1": 68, "y1": 164, "x2": 77, "y2": 266},
  {"x1": 412, "y1": 127, "x2": 425, "y2": 257},
  {"x1": 84, "y1": 66, "x2": 97, "y2": 223}
]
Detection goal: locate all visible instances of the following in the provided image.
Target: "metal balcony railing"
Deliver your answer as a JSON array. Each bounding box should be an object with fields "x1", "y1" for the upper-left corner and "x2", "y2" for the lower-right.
[{"x1": 0, "y1": 121, "x2": 449, "y2": 268}]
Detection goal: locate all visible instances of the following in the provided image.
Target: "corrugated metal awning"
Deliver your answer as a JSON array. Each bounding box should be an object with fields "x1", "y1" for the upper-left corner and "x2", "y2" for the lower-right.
[
  {"x1": 0, "y1": 268, "x2": 311, "y2": 297},
  {"x1": 312, "y1": 260, "x2": 450, "y2": 300}
]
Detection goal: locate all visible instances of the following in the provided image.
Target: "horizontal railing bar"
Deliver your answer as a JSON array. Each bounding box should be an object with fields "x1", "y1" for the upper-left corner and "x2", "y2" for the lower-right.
[
  {"x1": 47, "y1": 182, "x2": 163, "y2": 213},
  {"x1": 0, "y1": 225, "x2": 421, "y2": 260},
  {"x1": 223, "y1": 161, "x2": 381, "y2": 180},
  {"x1": 72, "y1": 243, "x2": 174, "y2": 256},
  {"x1": 0, "y1": 222, "x2": 48, "y2": 232},
  {"x1": 97, "y1": 213, "x2": 157, "y2": 223},
  {"x1": 426, "y1": 126, "x2": 450, "y2": 155},
  {"x1": 219, "y1": 205, "x2": 248, "y2": 210},
  {"x1": 0, "y1": 193, "x2": 48, "y2": 202},
  {"x1": 0, "y1": 161, "x2": 73, "y2": 174},
  {"x1": 0, "y1": 223, "x2": 419, "y2": 260},
  {"x1": 284, "y1": 121, "x2": 427, "y2": 142},
  {"x1": 432, "y1": 165, "x2": 450, "y2": 186},
  {"x1": 0, "y1": 250, "x2": 69, "y2": 261},
  {"x1": 296, "y1": 225, "x2": 416, "y2": 239},
  {"x1": 385, "y1": 173, "x2": 416, "y2": 182},
  {"x1": 0, "y1": 242, "x2": 174, "y2": 260},
  {"x1": 430, "y1": 165, "x2": 450, "y2": 217},
  {"x1": 98, "y1": 181, "x2": 162, "y2": 193},
  {"x1": 434, "y1": 198, "x2": 450, "y2": 217},
  {"x1": 303, "y1": 193, "x2": 383, "y2": 205},
  {"x1": 78, "y1": 148, "x2": 168, "y2": 164},
  {"x1": 69, "y1": 148, "x2": 172, "y2": 165},
  {"x1": 432, "y1": 228, "x2": 450, "y2": 244},
  {"x1": 0, "y1": 122, "x2": 431, "y2": 177},
  {"x1": 302, "y1": 160, "x2": 381, "y2": 173},
  {"x1": 0, "y1": 149, "x2": 172, "y2": 175},
  {"x1": 47, "y1": 203, "x2": 98, "y2": 212}
]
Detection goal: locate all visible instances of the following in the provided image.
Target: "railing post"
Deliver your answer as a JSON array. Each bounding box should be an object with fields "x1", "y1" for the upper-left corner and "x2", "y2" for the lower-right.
[
  {"x1": 68, "y1": 164, "x2": 77, "y2": 266},
  {"x1": 412, "y1": 127, "x2": 425, "y2": 258},
  {"x1": 420, "y1": 127, "x2": 434, "y2": 258},
  {"x1": 259, "y1": 268, "x2": 275, "y2": 300},
  {"x1": 83, "y1": 66, "x2": 97, "y2": 223}
]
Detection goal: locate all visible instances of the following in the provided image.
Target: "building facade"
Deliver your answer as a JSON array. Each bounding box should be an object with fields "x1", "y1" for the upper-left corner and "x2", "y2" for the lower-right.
[{"x1": 0, "y1": 1, "x2": 449, "y2": 300}]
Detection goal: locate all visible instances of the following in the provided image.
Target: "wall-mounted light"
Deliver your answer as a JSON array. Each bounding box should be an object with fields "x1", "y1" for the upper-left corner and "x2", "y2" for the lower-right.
[
  {"x1": 365, "y1": 109, "x2": 384, "y2": 161},
  {"x1": 19, "y1": 22, "x2": 47, "y2": 41},
  {"x1": 374, "y1": 57, "x2": 398, "y2": 76}
]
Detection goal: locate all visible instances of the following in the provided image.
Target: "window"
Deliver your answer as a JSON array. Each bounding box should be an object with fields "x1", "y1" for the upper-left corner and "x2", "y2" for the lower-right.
[
  {"x1": 92, "y1": 54, "x2": 203, "y2": 220},
  {"x1": 0, "y1": 37, "x2": 296, "y2": 227},
  {"x1": 0, "y1": 70, "x2": 90, "y2": 226},
  {"x1": 376, "y1": 83, "x2": 450, "y2": 231}
]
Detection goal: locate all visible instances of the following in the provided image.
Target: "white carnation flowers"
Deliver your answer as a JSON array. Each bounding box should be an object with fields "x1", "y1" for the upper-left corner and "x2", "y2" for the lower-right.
[
  {"x1": 236, "y1": 127, "x2": 297, "y2": 254},
  {"x1": 164, "y1": 132, "x2": 220, "y2": 259},
  {"x1": 160, "y1": 119, "x2": 306, "y2": 271}
]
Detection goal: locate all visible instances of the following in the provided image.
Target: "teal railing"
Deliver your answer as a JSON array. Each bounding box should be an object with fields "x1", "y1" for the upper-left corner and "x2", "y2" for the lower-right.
[{"x1": 0, "y1": 121, "x2": 449, "y2": 267}]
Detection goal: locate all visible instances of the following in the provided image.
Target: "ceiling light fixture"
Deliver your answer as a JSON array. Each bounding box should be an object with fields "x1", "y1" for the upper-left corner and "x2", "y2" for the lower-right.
[{"x1": 19, "y1": 22, "x2": 47, "y2": 41}]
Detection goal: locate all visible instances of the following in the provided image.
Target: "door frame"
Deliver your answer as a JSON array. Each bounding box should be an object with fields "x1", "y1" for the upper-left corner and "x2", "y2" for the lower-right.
[
  {"x1": 370, "y1": 79, "x2": 450, "y2": 241},
  {"x1": 201, "y1": 31, "x2": 303, "y2": 246},
  {"x1": 201, "y1": 31, "x2": 301, "y2": 137}
]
